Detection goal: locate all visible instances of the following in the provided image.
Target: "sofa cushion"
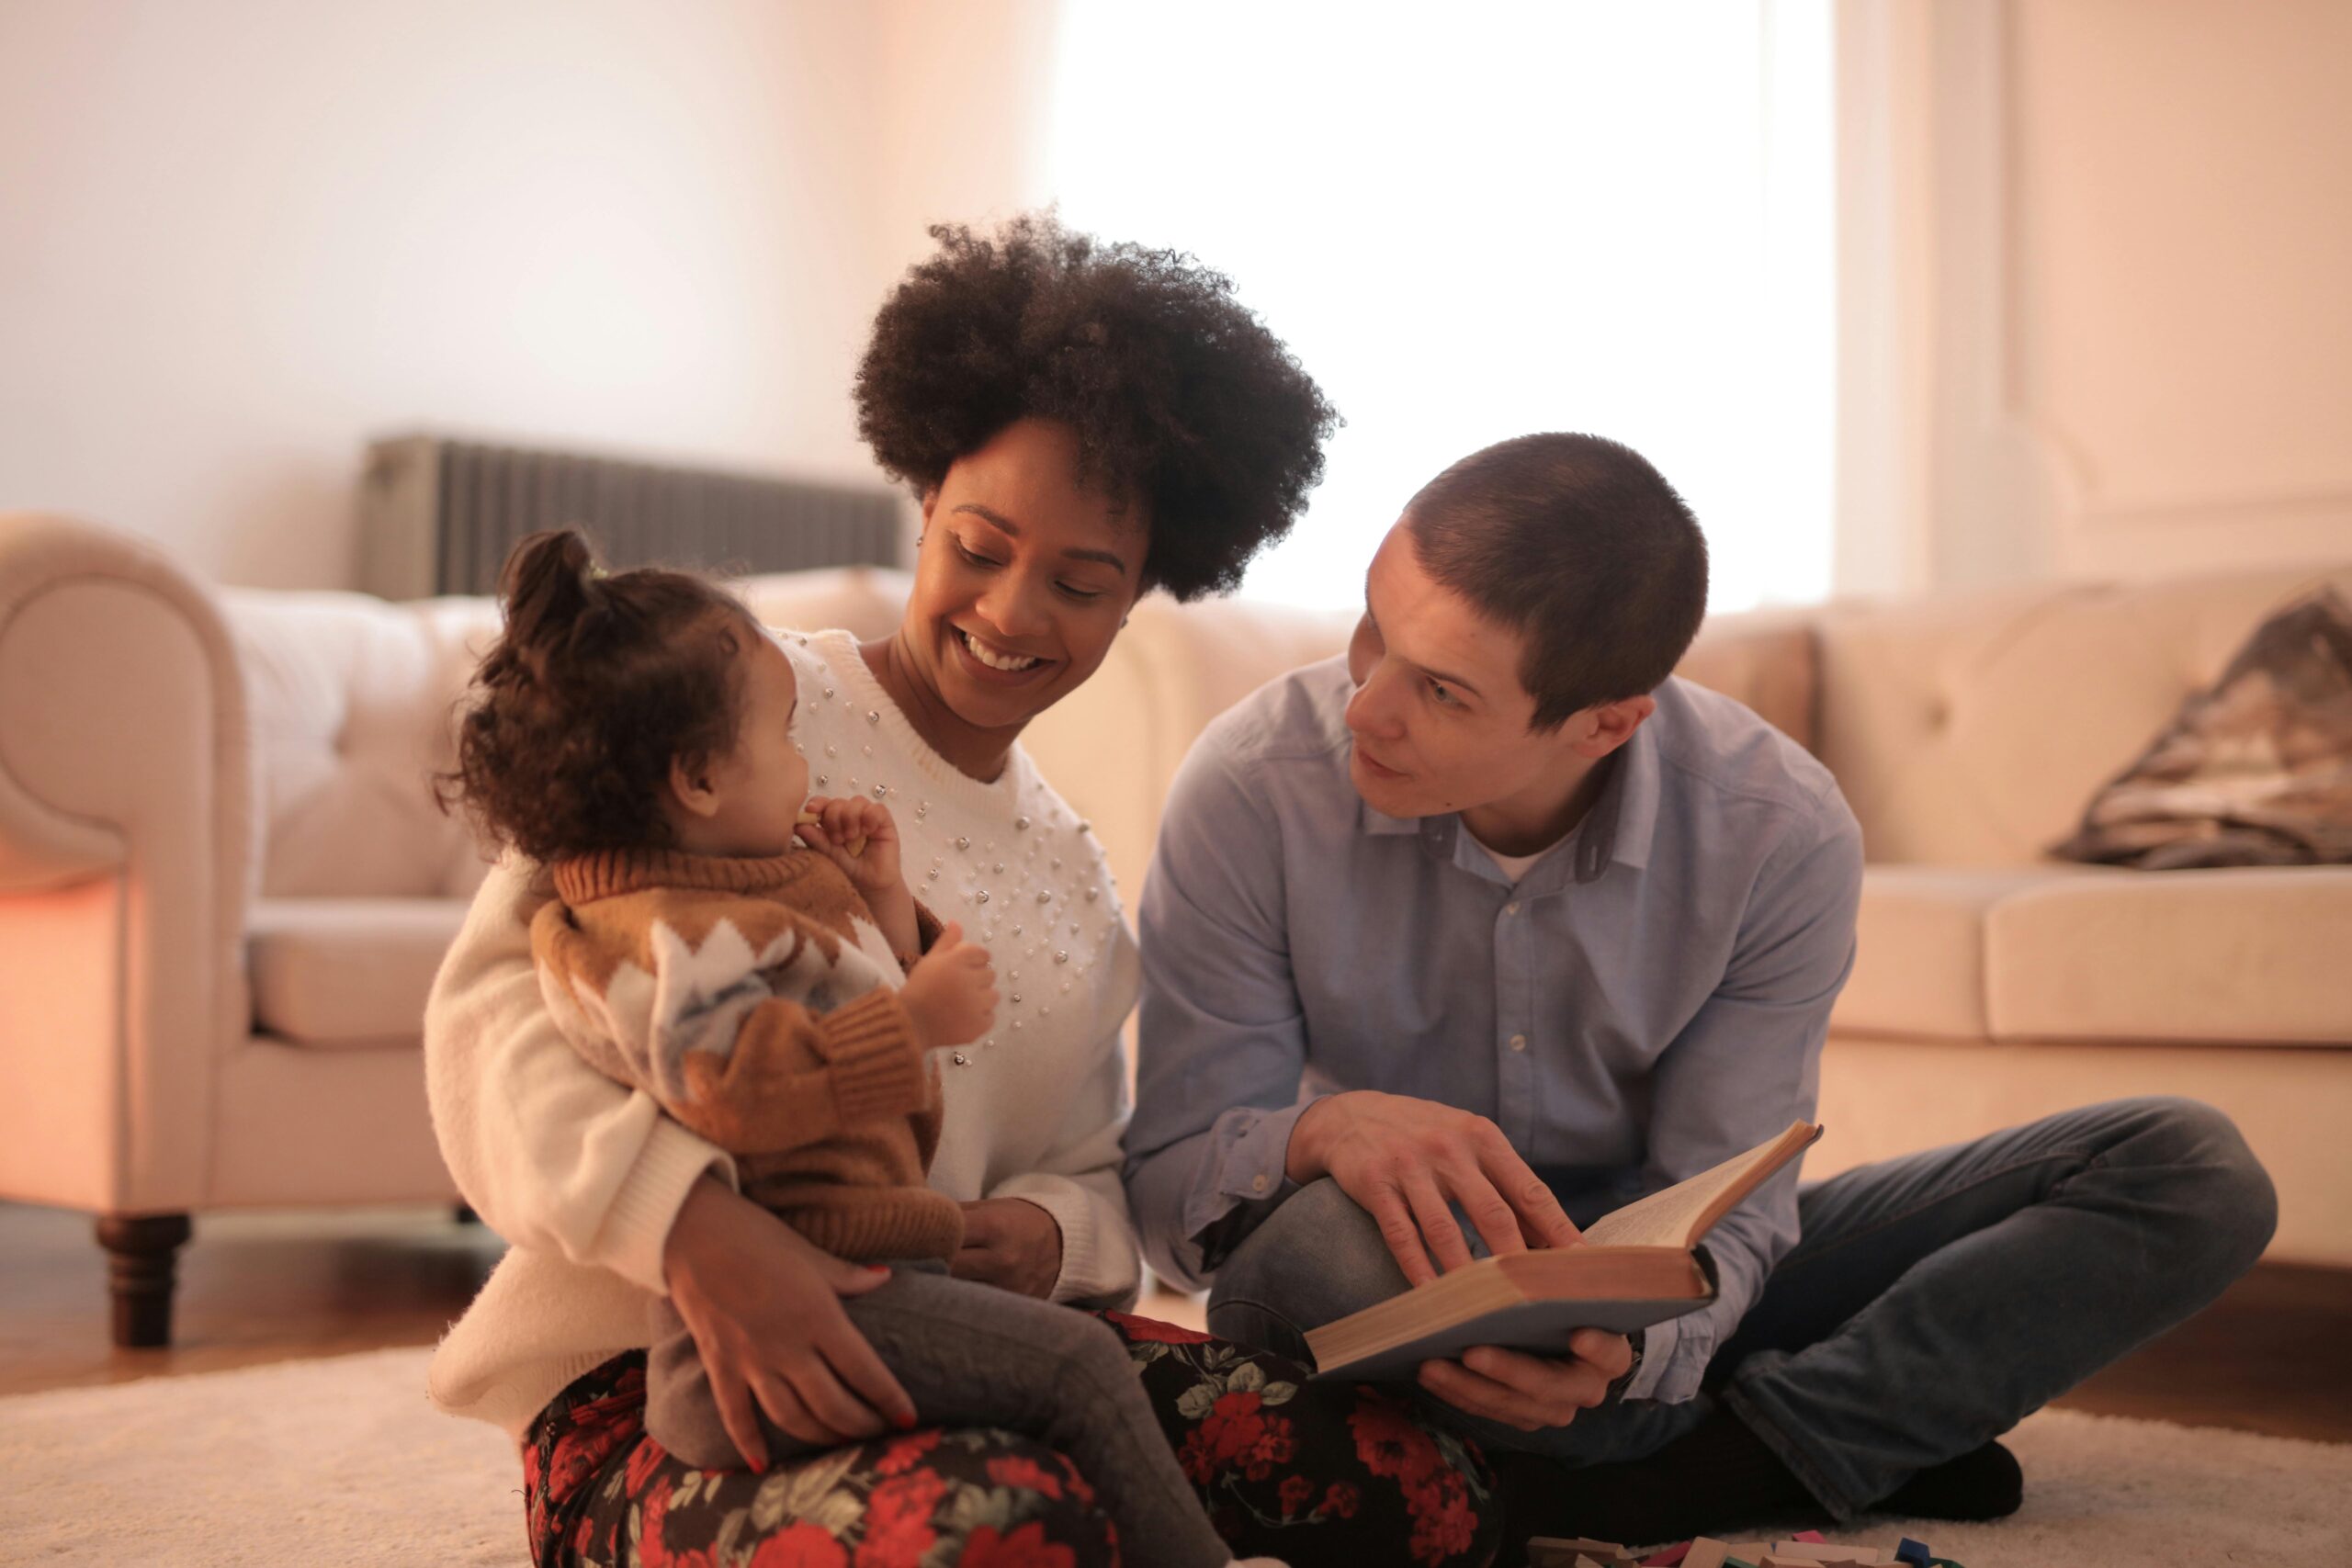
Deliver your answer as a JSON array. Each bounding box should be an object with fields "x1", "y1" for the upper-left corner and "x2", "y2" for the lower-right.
[
  {"x1": 1676, "y1": 612, "x2": 1819, "y2": 755},
  {"x1": 248, "y1": 897, "x2": 469, "y2": 1047},
  {"x1": 1835, "y1": 866, "x2": 2077, "y2": 1040},
  {"x1": 228, "y1": 567, "x2": 912, "y2": 904},
  {"x1": 1814, "y1": 564, "x2": 2352, "y2": 866},
  {"x1": 2051, "y1": 587, "x2": 2352, "y2": 869},
  {"x1": 1986, "y1": 866, "x2": 2352, "y2": 1045}
]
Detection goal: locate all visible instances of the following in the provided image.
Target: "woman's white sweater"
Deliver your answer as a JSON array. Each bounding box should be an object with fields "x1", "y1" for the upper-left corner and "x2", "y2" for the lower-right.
[{"x1": 424, "y1": 627, "x2": 1145, "y2": 1440}]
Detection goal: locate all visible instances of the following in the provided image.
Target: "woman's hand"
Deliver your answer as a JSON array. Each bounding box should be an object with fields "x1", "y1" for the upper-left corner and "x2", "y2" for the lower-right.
[
  {"x1": 661, "y1": 1178, "x2": 916, "y2": 1470},
  {"x1": 949, "y1": 1197, "x2": 1063, "y2": 1299}
]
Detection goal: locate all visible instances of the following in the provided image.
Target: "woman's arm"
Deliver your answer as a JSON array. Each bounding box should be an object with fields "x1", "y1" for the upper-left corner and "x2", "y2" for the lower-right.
[
  {"x1": 979, "y1": 932, "x2": 1145, "y2": 1309},
  {"x1": 424, "y1": 855, "x2": 729, "y2": 1294},
  {"x1": 662, "y1": 1177, "x2": 915, "y2": 1469},
  {"x1": 428, "y1": 856, "x2": 914, "y2": 1460}
]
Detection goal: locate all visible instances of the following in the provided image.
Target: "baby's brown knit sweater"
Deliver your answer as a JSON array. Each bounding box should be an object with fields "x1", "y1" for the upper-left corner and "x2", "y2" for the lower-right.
[{"x1": 530, "y1": 845, "x2": 962, "y2": 1264}]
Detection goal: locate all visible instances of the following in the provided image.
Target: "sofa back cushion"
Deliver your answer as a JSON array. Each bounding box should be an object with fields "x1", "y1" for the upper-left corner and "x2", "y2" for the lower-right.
[
  {"x1": 229, "y1": 570, "x2": 912, "y2": 899},
  {"x1": 1815, "y1": 562, "x2": 2352, "y2": 866},
  {"x1": 226, "y1": 564, "x2": 1826, "y2": 905}
]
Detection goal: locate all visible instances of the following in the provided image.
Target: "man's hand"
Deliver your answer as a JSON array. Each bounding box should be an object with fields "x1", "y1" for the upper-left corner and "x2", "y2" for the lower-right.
[
  {"x1": 662, "y1": 1178, "x2": 915, "y2": 1471},
  {"x1": 949, "y1": 1197, "x2": 1063, "y2": 1299},
  {"x1": 1417, "y1": 1329, "x2": 1633, "y2": 1431},
  {"x1": 1285, "y1": 1089, "x2": 1583, "y2": 1285}
]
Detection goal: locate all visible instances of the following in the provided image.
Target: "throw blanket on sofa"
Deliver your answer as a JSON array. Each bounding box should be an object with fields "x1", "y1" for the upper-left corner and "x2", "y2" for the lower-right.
[{"x1": 2053, "y1": 587, "x2": 2352, "y2": 869}]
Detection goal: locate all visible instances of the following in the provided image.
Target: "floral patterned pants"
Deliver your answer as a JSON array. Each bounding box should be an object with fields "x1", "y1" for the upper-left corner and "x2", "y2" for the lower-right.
[{"x1": 521, "y1": 1310, "x2": 1499, "y2": 1568}]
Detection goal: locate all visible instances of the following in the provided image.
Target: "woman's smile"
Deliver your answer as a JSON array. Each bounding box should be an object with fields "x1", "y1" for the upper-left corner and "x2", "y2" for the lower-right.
[{"x1": 950, "y1": 624, "x2": 1056, "y2": 682}]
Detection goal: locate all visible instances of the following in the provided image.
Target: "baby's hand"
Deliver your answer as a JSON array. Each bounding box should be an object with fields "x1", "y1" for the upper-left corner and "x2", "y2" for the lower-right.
[
  {"x1": 899, "y1": 923, "x2": 997, "y2": 1051},
  {"x1": 795, "y1": 795, "x2": 901, "y2": 894}
]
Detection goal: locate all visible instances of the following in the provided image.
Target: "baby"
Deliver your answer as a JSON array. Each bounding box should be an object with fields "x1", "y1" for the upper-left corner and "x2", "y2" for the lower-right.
[{"x1": 443, "y1": 530, "x2": 1258, "y2": 1568}]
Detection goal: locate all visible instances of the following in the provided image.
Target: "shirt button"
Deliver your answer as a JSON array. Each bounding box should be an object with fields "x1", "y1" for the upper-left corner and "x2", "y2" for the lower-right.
[
  {"x1": 1505, "y1": 902, "x2": 1521, "y2": 916},
  {"x1": 1509, "y1": 1033, "x2": 1528, "y2": 1052},
  {"x1": 1251, "y1": 1174, "x2": 1269, "y2": 1193}
]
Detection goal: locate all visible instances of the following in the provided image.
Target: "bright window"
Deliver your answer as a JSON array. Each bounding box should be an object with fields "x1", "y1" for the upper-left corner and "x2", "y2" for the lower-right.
[{"x1": 1046, "y1": 1, "x2": 1834, "y2": 613}]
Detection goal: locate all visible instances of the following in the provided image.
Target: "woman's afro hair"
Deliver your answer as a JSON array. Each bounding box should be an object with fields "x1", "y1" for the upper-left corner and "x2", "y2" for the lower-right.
[{"x1": 854, "y1": 212, "x2": 1340, "y2": 602}]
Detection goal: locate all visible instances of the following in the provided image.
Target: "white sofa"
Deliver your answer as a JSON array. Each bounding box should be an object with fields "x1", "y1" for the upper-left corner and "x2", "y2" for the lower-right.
[{"x1": 1, "y1": 511, "x2": 2342, "y2": 1347}]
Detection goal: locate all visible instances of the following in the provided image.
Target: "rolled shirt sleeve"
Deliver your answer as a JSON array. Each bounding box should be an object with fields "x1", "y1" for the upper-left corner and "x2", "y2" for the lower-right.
[
  {"x1": 1124, "y1": 741, "x2": 1322, "y2": 1292},
  {"x1": 1624, "y1": 794, "x2": 1865, "y2": 1404}
]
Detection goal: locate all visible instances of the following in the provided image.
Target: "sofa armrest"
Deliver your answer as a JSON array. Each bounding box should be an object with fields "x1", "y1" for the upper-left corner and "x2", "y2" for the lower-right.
[
  {"x1": 1678, "y1": 607, "x2": 1822, "y2": 755},
  {"x1": 0, "y1": 513, "x2": 252, "y2": 1212}
]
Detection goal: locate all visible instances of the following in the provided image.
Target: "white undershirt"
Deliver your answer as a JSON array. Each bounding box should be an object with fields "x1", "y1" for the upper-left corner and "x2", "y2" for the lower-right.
[{"x1": 1473, "y1": 833, "x2": 1563, "y2": 886}]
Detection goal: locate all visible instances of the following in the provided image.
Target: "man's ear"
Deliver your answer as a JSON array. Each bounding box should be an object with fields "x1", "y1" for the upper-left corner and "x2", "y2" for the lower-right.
[
  {"x1": 1574, "y1": 694, "x2": 1657, "y2": 759},
  {"x1": 668, "y1": 754, "x2": 722, "y2": 819}
]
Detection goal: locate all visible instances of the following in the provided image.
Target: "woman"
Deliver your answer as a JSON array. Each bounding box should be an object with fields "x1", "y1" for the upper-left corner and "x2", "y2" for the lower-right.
[{"x1": 424, "y1": 215, "x2": 1501, "y2": 1567}]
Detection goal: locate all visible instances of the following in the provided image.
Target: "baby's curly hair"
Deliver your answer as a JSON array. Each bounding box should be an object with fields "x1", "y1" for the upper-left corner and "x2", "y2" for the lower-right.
[
  {"x1": 855, "y1": 211, "x2": 1340, "y2": 601},
  {"x1": 439, "y1": 530, "x2": 757, "y2": 863}
]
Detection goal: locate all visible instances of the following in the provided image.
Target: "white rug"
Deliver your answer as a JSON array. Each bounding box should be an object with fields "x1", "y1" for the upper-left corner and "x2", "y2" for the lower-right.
[{"x1": 1, "y1": 1348, "x2": 2346, "y2": 1566}]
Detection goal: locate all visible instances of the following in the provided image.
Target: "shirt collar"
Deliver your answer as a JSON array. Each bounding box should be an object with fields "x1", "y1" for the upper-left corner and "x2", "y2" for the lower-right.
[
  {"x1": 1352, "y1": 713, "x2": 1663, "y2": 882},
  {"x1": 1604, "y1": 715, "x2": 1662, "y2": 872}
]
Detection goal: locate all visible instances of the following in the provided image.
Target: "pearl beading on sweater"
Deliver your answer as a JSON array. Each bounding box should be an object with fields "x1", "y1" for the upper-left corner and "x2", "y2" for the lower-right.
[{"x1": 782, "y1": 631, "x2": 1125, "y2": 1068}]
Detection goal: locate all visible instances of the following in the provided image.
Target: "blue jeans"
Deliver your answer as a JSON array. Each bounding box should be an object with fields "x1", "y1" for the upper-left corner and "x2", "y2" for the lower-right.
[{"x1": 1206, "y1": 1097, "x2": 2277, "y2": 1518}]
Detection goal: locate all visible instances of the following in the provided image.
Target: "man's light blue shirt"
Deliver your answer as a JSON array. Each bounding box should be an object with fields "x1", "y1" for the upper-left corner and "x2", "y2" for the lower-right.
[{"x1": 1122, "y1": 658, "x2": 1864, "y2": 1405}]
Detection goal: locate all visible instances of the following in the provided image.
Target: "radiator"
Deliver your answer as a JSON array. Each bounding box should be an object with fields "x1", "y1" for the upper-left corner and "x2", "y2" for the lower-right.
[{"x1": 358, "y1": 434, "x2": 908, "y2": 600}]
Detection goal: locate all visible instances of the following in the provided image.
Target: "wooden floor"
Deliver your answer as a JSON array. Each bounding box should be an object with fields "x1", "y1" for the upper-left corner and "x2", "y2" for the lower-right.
[{"x1": 4, "y1": 1201, "x2": 2348, "y2": 1444}]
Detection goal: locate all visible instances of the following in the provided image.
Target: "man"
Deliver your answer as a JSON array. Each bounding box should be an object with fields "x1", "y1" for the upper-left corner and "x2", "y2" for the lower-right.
[{"x1": 1122, "y1": 433, "x2": 2277, "y2": 1544}]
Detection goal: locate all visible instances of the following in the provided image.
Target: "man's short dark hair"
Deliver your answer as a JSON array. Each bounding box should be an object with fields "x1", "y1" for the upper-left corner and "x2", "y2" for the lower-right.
[{"x1": 1403, "y1": 433, "x2": 1709, "y2": 731}]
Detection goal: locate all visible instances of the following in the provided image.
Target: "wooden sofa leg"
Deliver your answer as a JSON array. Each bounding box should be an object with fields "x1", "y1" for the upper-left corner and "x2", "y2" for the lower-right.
[{"x1": 95, "y1": 1213, "x2": 193, "y2": 1348}]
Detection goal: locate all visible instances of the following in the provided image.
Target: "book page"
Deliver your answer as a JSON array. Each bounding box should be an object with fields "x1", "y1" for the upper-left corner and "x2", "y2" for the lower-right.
[{"x1": 1579, "y1": 1122, "x2": 1820, "y2": 1250}]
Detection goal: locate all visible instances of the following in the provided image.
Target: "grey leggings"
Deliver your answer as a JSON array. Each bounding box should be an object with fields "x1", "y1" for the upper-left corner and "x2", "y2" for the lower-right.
[{"x1": 647, "y1": 1261, "x2": 1230, "y2": 1568}]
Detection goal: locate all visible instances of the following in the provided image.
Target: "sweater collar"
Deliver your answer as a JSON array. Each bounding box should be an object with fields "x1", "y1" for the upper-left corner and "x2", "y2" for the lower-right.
[
  {"x1": 800, "y1": 628, "x2": 1028, "y2": 818},
  {"x1": 549, "y1": 846, "x2": 815, "y2": 906}
]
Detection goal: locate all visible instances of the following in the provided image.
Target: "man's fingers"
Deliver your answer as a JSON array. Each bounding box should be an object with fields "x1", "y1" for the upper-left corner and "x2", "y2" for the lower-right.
[
  {"x1": 1417, "y1": 1357, "x2": 1551, "y2": 1432},
  {"x1": 1478, "y1": 1140, "x2": 1581, "y2": 1248},
  {"x1": 709, "y1": 1369, "x2": 771, "y2": 1472},
  {"x1": 1401, "y1": 1172, "x2": 1476, "y2": 1276},
  {"x1": 1366, "y1": 1186, "x2": 1440, "y2": 1287},
  {"x1": 1449, "y1": 1165, "x2": 1530, "y2": 1259},
  {"x1": 1468, "y1": 1342, "x2": 1611, "y2": 1411},
  {"x1": 1567, "y1": 1327, "x2": 1634, "y2": 1382},
  {"x1": 824, "y1": 1329, "x2": 918, "y2": 1432}
]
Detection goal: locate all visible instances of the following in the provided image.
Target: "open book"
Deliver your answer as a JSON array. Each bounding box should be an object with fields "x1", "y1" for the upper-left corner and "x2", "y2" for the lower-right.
[{"x1": 1305, "y1": 1120, "x2": 1822, "y2": 1381}]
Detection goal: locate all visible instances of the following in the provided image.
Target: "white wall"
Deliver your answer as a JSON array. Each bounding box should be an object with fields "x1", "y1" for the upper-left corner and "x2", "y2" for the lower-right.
[
  {"x1": 867, "y1": 0, "x2": 1061, "y2": 289},
  {"x1": 0, "y1": 1, "x2": 900, "y2": 589},
  {"x1": 1837, "y1": 0, "x2": 2352, "y2": 597},
  {"x1": 2010, "y1": 0, "x2": 2352, "y2": 581}
]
